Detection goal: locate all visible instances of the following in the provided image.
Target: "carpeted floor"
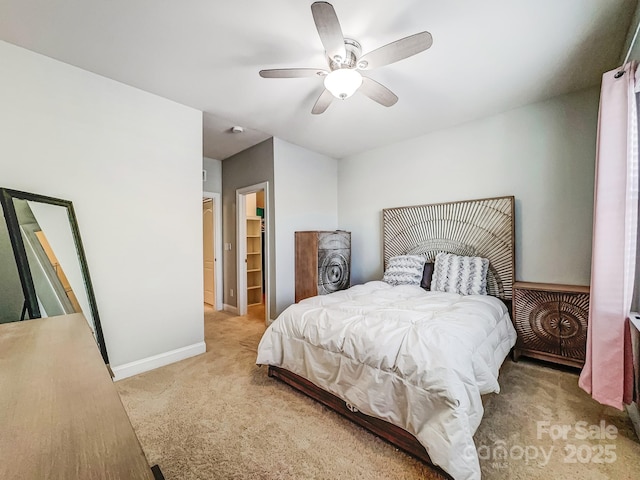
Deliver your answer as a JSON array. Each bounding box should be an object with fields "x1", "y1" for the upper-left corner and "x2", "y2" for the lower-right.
[{"x1": 116, "y1": 307, "x2": 640, "y2": 479}]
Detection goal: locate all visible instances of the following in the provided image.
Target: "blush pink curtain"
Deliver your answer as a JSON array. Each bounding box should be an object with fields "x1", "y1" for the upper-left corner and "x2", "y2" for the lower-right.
[{"x1": 579, "y1": 61, "x2": 638, "y2": 410}]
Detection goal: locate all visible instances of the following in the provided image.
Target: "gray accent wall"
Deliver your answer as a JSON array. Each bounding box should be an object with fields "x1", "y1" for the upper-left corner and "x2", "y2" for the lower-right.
[
  {"x1": 221, "y1": 138, "x2": 339, "y2": 321},
  {"x1": 222, "y1": 138, "x2": 275, "y2": 317}
]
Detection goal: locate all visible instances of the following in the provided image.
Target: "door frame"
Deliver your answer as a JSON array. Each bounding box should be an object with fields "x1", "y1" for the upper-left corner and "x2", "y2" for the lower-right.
[
  {"x1": 236, "y1": 182, "x2": 270, "y2": 323},
  {"x1": 203, "y1": 191, "x2": 223, "y2": 311}
]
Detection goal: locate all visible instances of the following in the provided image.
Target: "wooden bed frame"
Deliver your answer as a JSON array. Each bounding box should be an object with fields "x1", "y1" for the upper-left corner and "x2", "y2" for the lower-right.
[
  {"x1": 266, "y1": 196, "x2": 515, "y2": 478},
  {"x1": 268, "y1": 365, "x2": 453, "y2": 479}
]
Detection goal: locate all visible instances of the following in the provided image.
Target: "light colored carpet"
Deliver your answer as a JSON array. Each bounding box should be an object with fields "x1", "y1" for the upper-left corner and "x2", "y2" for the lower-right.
[
  {"x1": 477, "y1": 360, "x2": 640, "y2": 479},
  {"x1": 116, "y1": 307, "x2": 640, "y2": 479}
]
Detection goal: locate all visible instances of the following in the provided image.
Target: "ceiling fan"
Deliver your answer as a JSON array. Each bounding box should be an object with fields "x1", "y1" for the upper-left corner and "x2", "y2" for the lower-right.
[{"x1": 259, "y1": 2, "x2": 433, "y2": 114}]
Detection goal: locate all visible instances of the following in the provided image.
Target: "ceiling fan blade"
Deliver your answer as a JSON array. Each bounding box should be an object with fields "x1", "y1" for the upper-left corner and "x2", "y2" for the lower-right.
[
  {"x1": 312, "y1": 89, "x2": 334, "y2": 114},
  {"x1": 357, "y1": 32, "x2": 433, "y2": 70},
  {"x1": 311, "y1": 2, "x2": 347, "y2": 63},
  {"x1": 259, "y1": 68, "x2": 327, "y2": 78},
  {"x1": 359, "y1": 77, "x2": 398, "y2": 107}
]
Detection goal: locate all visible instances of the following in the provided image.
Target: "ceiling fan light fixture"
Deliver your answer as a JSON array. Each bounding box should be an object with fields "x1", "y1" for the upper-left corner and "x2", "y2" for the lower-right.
[
  {"x1": 324, "y1": 68, "x2": 362, "y2": 100},
  {"x1": 258, "y1": 2, "x2": 433, "y2": 113}
]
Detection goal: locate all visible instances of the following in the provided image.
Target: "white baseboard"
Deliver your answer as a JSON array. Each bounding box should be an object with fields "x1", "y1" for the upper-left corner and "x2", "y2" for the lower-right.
[
  {"x1": 112, "y1": 341, "x2": 206, "y2": 381},
  {"x1": 223, "y1": 303, "x2": 239, "y2": 315}
]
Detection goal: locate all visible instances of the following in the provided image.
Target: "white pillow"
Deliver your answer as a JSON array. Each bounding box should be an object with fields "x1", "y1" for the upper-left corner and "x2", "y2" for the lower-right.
[
  {"x1": 431, "y1": 252, "x2": 489, "y2": 295},
  {"x1": 383, "y1": 255, "x2": 426, "y2": 286}
]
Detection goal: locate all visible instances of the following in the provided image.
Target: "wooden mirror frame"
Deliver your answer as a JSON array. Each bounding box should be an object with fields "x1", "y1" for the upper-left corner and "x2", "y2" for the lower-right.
[{"x1": 0, "y1": 188, "x2": 109, "y2": 364}]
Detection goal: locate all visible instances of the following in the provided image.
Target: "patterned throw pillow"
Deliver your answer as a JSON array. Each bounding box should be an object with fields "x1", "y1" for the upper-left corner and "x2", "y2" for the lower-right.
[
  {"x1": 383, "y1": 255, "x2": 426, "y2": 286},
  {"x1": 431, "y1": 252, "x2": 489, "y2": 295}
]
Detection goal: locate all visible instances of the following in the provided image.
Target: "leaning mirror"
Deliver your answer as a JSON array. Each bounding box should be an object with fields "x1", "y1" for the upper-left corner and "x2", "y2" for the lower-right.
[{"x1": 0, "y1": 188, "x2": 108, "y2": 364}]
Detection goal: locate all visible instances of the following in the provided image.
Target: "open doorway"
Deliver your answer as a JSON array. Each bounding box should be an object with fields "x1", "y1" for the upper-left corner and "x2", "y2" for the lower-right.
[
  {"x1": 237, "y1": 182, "x2": 270, "y2": 324},
  {"x1": 203, "y1": 191, "x2": 222, "y2": 311}
]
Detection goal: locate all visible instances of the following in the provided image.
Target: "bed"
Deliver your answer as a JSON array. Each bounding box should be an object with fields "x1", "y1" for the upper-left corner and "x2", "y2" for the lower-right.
[{"x1": 256, "y1": 196, "x2": 517, "y2": 480}]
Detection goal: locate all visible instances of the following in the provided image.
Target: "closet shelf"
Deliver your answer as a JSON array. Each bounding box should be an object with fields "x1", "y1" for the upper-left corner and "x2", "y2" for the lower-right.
[{"x1": 246, "y1": 215, "x2": 263, "y2": 308}]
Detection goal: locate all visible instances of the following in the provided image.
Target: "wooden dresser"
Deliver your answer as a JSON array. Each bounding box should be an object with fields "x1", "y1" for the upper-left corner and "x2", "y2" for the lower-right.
[
  {"x1": 0, "y1": 314, "x2": 155, "y2": 479},
  {"x1": 295, "y1": 230, "x2": 351, "y2": 302},
  {"x1": 512, "y1": 281, "x2": 590, "y2": 368}
]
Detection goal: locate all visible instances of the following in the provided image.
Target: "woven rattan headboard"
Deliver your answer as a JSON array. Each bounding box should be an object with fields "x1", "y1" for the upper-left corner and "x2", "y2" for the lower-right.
[{"x1": 382, "y1": 196, "x2": 515, "y2": 300}]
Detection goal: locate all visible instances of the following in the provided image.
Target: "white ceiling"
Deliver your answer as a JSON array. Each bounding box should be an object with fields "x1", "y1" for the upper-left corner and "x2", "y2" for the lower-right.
[{"x1": 0, "y1": 0, "x2": 635, "y2": 159}]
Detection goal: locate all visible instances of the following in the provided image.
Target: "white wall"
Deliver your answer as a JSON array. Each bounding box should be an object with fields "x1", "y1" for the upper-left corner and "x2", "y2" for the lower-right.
[
  {"x1": 0, "y1": 41, "x2": 204, "y2": 375},
  {"x1": 339, "y1": 87, "x2": 599, "y2": 286},
  {"x1": 273, "y1": 138, "x2": 338, "y2": 317},
  {"x1": 203, "y1": 157, "x2": 222, "y2": 194}
]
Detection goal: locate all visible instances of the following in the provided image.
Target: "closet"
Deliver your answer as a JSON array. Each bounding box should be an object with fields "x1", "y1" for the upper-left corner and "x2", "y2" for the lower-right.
[
  {"x1": 246, "y1": 216, "x2": 262, "y2": 306},
  {"x1": 244, "y1": 191, "x2": 265, "y2": 308}
]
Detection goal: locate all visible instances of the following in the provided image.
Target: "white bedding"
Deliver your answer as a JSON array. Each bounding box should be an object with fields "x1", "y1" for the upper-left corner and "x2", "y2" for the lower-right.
[{"x1": 256, "y1": 281, "x2": 516, "y2": 480}]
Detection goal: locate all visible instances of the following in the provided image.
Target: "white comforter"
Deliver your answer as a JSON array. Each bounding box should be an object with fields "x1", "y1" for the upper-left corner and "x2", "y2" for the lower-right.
[{"x1": 256, "y1": 281, "x2": 516, "y2": 479}]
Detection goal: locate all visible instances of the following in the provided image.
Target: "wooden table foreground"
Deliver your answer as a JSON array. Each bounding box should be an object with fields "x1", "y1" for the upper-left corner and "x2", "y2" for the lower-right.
[{"x1": 0, "y1": 313, "x2": 154, "y2": 480}]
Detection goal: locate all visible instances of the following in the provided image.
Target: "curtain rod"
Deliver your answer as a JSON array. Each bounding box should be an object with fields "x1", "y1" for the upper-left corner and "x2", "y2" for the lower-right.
[
  {"x1": 616, "y1": 20, "x2": 640, "y2": 78},
  {"x1": 621, "y1": 20, "x2": 640, "y2": 68}
]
